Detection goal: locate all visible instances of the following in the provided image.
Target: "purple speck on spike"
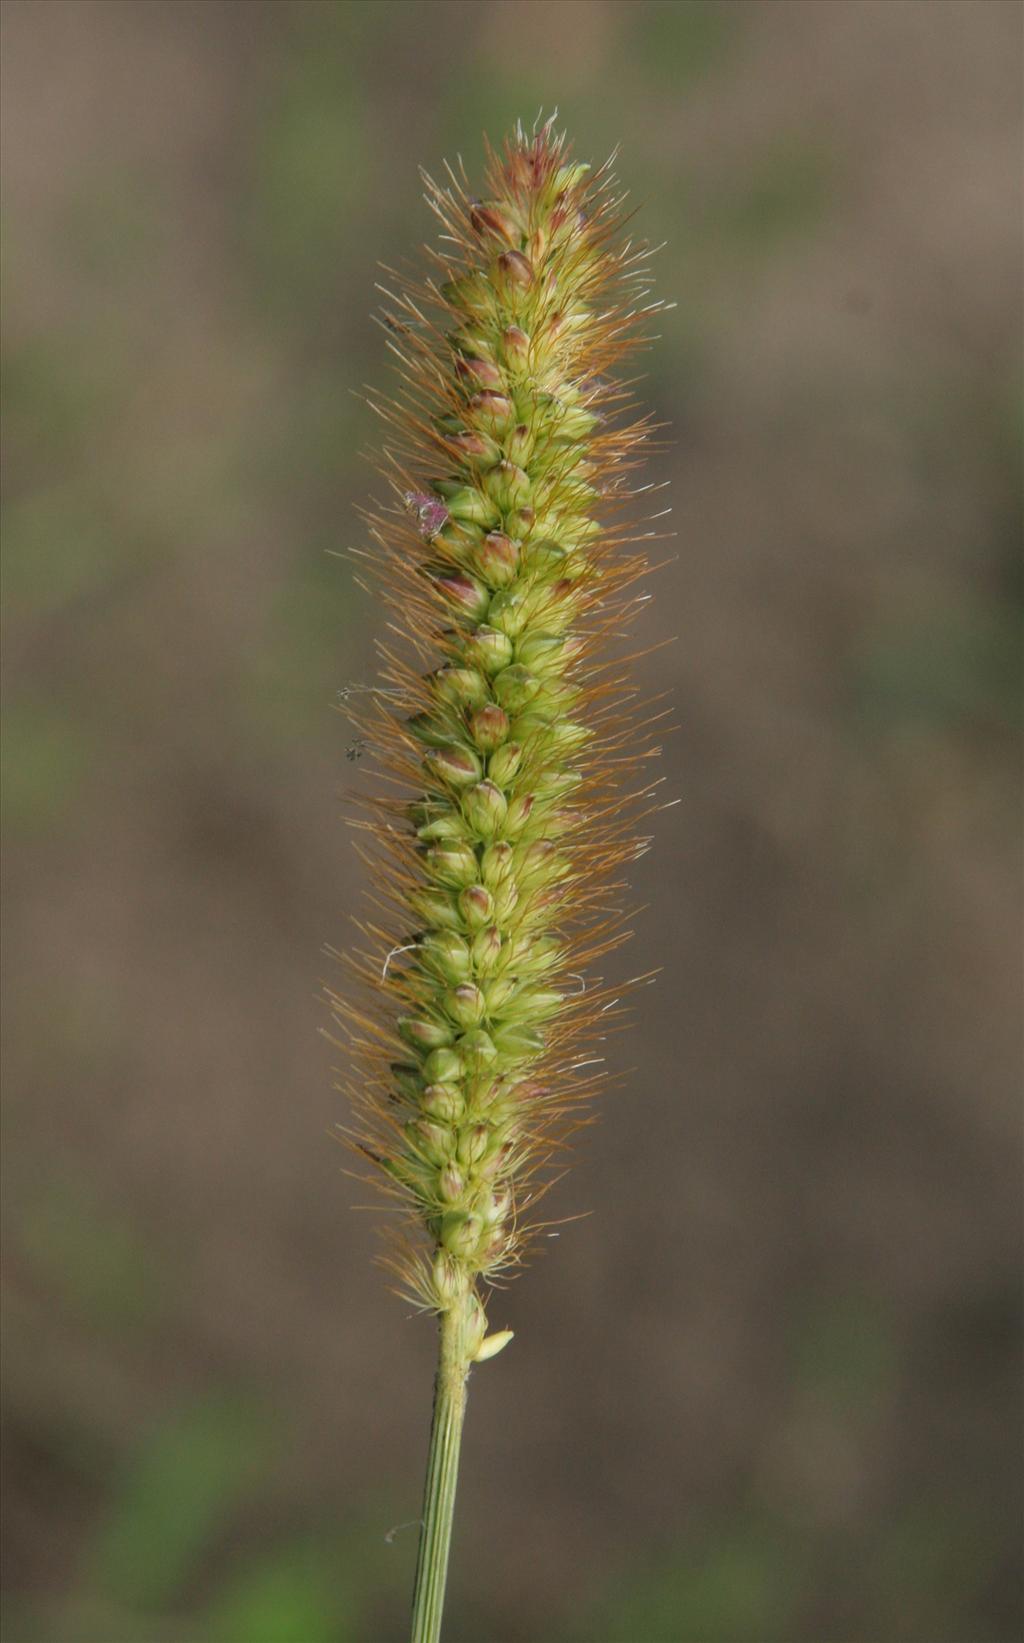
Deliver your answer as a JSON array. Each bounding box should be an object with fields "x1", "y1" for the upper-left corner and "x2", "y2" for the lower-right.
[{"x1": 405, "y1": 491, "x2": 449, "y2": 539}]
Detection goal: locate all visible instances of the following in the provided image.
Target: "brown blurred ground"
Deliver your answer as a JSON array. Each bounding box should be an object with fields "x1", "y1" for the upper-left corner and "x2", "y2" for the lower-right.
[{"x1": 1, "y1": 3, "x2": 1021, "y2": 1641}]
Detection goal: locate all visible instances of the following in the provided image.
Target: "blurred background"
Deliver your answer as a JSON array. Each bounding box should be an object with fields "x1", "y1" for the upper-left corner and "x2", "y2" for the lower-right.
[{"x1": 2, "y1": 2, "x2": 1021, "y2": 1640}]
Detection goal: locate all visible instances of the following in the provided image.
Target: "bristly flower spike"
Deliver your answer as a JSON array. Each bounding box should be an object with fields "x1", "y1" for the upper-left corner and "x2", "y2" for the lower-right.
[{"x1": 329, "y1": 116, "x2": 666, "y2": 1643}]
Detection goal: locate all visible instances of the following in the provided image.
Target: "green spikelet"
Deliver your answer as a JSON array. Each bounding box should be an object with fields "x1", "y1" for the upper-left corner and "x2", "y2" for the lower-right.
[{"x1": 330, "y1": 116, "x2": 665, "y2": 1639}]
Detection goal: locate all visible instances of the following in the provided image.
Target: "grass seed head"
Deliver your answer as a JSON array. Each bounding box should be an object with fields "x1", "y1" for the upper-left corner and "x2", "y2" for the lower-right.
[{"x1": 332, "y1": 116, "x2": 666, "y2": 1337}]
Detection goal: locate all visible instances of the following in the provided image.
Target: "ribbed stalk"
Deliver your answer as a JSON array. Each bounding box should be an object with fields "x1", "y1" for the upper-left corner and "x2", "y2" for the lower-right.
[{"x1": 410, "y1": 1301, "x2": 472, "y2": 1643}]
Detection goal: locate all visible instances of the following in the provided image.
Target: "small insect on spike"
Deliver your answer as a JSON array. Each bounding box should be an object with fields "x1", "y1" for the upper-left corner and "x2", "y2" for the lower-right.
[
  {"x1": 334, "y1": 120, "x2": 665, "y2": 1643},
  {"x1": 406, "y1": 490, "x2": 449, "y2": 540}
]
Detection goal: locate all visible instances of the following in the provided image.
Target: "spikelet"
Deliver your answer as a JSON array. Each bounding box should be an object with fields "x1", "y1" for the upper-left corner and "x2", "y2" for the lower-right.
[{"x1": 330, "y1": 117, "x2": 666, "y2": 1357}]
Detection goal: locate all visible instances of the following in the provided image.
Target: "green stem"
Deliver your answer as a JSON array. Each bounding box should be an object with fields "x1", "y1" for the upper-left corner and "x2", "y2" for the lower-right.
[{"x1": 410, "y1": 1301, "x2": 472, "y2": 1643}]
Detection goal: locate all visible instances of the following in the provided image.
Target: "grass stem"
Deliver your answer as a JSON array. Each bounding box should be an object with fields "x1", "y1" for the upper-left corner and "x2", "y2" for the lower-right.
[{"x1": 410, "y1": 1301, "x2": 472, "y2": 1643}]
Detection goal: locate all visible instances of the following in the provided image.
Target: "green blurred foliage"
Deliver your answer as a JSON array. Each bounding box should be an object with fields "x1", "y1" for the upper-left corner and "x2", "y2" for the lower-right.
[
  {"x1": 4, "y1": 1374, "x2": 401, "y2": 1641},
  {"x1": 240, "y1": 558, "x2": 352, "y2": 743},
  {"x1": 202, "y1": 1537, "x2": 355, "y2": 1643},
  {"x1": 85, "y1": 1395, "x2": 278, "y2": 1617},
  {"x1": 17, "y1": 1177, "x2": 161, "y2": 1332},
  {"x1": 710, "y1": 139, "x2": 834, "y2": 258},
  {"x1": 3, "y1": 488, "x2": 125, "y2": 621},
  {"x1": 571, "y1": 1516, "x2": 809, "y2": 1643},
  {"x1": 3, "y1": 336, "x2": 120, "y2": 482},
  {"x1": 630, "y1": 0, "x2": 734, "y2": 91},
  {"x1": 243, "y1": 64, "x2": 367, "y2": 315},
  {"x1": 1, "y1": 698, "x2": 92, "y2": 834},
  {"x1": 791, "y1": 1291, "x2": 901, "y2": 1416},
  {"x1": 852, "y1": 597, "x2": 1022, "y2": 735},
  {"x1": 60, "y1": 169, "x2": 166, "y2": 286}
]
